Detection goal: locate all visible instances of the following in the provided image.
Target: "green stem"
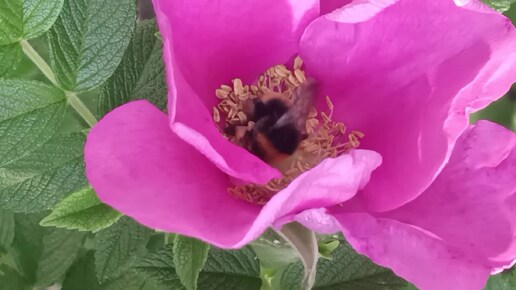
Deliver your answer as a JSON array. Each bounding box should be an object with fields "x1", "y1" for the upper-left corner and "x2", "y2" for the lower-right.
[
  {"x1": 66, "y1": 92, "x2": 97, "y2": 127},
  {"x1": 277, "y1": 223, "x2": 318, "y2": 290},
  {"x1": 20, "y1": 39, "x2": 98, "y2": 127},
  {"x1": 20, "y1": 40, "x2": 58, "y2": 85}
]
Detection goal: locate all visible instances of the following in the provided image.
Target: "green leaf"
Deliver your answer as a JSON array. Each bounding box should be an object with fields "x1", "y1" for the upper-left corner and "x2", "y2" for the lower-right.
[
  {"x1": 0, "y1": 43, "x2": 22, "y2": 76},
  {"x1": 98, "y1": 19, "x2": 166, "y2": 116},
  {"x1": 11, "y1": 213, "x2": 85, "y2": 286},
  {"x1": 0, "y1": 265, "x2": 30, "y2": 290},
  {"x1": 276, "y1": 240, "x2": 408, "y2": 290},
  {"x1": 485, "y1": 268, "x2": 516, "y2": 290},
  {"x1": 40, "y1": 187, "x2": 122, "y2": 232},
  {"x1": 0, "y1": 0, "x2": 64, "y2": 45},
  {"x1": 63, "y1": 251, "x2": 158, "y2": 290},
  {"x1": 48, "y1": 0, "x2": 136, "y2": 91},
  {"x1": 35, "y1": 228, "x2": 86, "y2": 287},
  {"x1": 133, "y1": 244, "x2": 185, "y2": 289},
  {"x1": 135, "y1": 245, "x2": 262, "y2": 290},
  {"x1": 482, "y1": 0, "x2": 516, "y2": 12},
  {"x1": 102, "y1": 272, "x2": 155, "y2": 290},
  {"x1": 62, "y1": 251, "x2": 101, "y2": 290},
  {"x1": 0, "y1": 208, "x2": 14, "y2": 252},
  {"x1": 94, "y1": 217, "x2": 152, "y2": 283},
  {"x1": 197, "y1": 247, "x2": 262, "y2": 290},
  {"x1": 146, "y1": 233, "x2": 166, "y2": 253},
  {"x1": 0, "y1": 133, "x2": 87, "y2": 213},
  {"x1": 11, "y1": 213, "x2": 46, "y2": 283},
  {"x1": 0, "y1": 79, "x2": 66, "y2": 168},
  {"x1": 251, "y1": 240, "x2": 298, "y2": 269},
  {"x1": 318, "y1": 239, "x2": 340, "y2": 260},
  {"x1": 173, "y1": 236, "x2": 210, "y2": 290}
]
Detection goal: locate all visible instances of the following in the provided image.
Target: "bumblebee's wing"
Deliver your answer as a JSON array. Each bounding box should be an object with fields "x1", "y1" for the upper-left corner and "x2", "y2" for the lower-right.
[{"x1": 274, "y1": 79, "x2": 317, "y2": 132}]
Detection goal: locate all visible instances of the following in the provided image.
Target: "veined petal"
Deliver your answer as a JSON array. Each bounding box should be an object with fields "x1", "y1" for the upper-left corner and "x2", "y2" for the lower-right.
[
  {"x1": 332, "y1": 212, "x2": 492, "y2": 290},
  {"x1": 152, "y1": 0, "x2": 319, "y2": 184},
  {"x1": 300, "y1": 0, "x2": 516, "y2": 211},
  {"x1": 268, "y1": 150, "x2": 381, "y2": 233},
  {"x1": 85, "y1": 101, "x2": 262, "y2": 247},
  {"x1": 222, "y1": 149, "x2": 381, "y2": 248},
  {"x1": 382, "y1": 121, "x2": 516, "y2": 267}
]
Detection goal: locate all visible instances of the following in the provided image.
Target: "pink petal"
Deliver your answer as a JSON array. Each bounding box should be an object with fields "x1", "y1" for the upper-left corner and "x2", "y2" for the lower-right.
[
  {"x1": 292, "y1": 208, "x2": 341, "y2": 234},
  {"x1": 85, "y1": 101, "x2": 380, "y2": 249},
  {"x1": 332, "y1": 212, "x2": 492, "y2": 290},
  {"x1": 235, "y1": 149, "x2": 381, "y2": 248},
  {"x1": 300, "y1": 0, "x2": 516, "y2": 211},
  {"x1": 381, "y1": 121, "x2": 516, "y2": 267},
  {"x1": 241, "y1": 149, "x2": 382, "y2": 248},
  {"x1": 320, "y1": 0, "x2": 352, "y2": 15},
  {"x1": 270, "y1": 150, "x2": 381, "y2": 231},
  {"x1": 85, "y1": 101, "x2": 260, "y2": 247},
  {"x1": 152, "y1": 0, "x2": 319, "y2": 184}
]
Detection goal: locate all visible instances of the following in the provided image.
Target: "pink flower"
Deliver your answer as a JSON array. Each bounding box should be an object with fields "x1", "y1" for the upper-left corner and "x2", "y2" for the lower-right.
[{"x1": 85, "y1": 0, "x2": 516, "y2": 289}]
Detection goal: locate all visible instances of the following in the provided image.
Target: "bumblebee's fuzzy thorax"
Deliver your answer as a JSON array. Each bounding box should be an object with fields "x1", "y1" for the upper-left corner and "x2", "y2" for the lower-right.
[{"x1": 213, "y1": 57, "x2": 364, "y2": 204}]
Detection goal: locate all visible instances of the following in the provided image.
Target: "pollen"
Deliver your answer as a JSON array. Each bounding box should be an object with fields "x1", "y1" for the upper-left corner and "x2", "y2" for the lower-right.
[{"x1": 213, "y1": 56, "x2": 364, "y2": 205}]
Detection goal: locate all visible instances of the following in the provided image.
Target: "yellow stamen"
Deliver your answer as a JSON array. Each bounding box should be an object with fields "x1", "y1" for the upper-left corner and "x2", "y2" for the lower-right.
[{"x1": 213, "y1": 57, "x2": 364, "y2": 205}]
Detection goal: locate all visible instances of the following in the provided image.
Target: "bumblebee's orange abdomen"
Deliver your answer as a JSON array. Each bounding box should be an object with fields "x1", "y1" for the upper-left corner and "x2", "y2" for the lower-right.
[{"x1": 255, "y1": 132, "x2": 290, "y2": 165}]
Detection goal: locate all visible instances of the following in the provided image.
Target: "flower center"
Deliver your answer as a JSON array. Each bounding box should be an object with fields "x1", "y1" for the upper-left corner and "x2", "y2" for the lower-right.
[{"x1": 213, "y1": 57, "x2": 364, "y2": 205}]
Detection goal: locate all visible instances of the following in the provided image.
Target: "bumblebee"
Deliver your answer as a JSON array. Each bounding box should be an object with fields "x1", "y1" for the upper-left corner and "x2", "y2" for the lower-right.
[{"x1": 249, "y1": 79, "x2": 317, "y2": 165}]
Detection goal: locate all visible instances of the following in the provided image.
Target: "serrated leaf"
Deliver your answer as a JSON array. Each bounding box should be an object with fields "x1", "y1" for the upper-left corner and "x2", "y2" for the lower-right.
[
  {"x1": 98, "y1": 19, "x2": 166, "y2": 116},
  {"x1": 0, "y1": 208, "x2": 14, "y2": 252},
  {"x1": 135, "y1": 245, "x2": 262, "y2": 290},
  {"x1": 198, "y1": 247, "x2": 262, "y2": 290},
  {"x1": 95, "y1": 217, "x2": 152, "y2": 283},
  {"x1": 0, "y1": 79, "x2": 66, "y2": 168},
  {"x1": 12, "y1": 213, "x2": 46, "y2": 283},
  {"x1": 40, "y1": 187, "x2": 122, "y2": 232},
  {"x1": 0, "y1": 265, "x2": 30, "y2": 290},
  {"x1": 102, "y1": 272, "x2": 155, "y2": 290},
  {"x1": 482, "y1": 0, "x2": 516, "y2": 12},
  {"x1": 0, "y1": 43, "x2": 22, "y2": 76},
  {"x1": 61, "y1": 251, "x2": 101, "y2": 290},
  {"x1": 146, "y1": 233, "x2": 166, "y2": 253},
  {"x1": 0, "y1": 133, "x2": 87, "y2": 212},
  {"x1": 63, "y1": 251, "x2": 158, "y2": 290},
  {"x1": 485, "y1": 268, "x2": 516, "y2": 289},
  {"x1": 35, "y1": 228, "x2": 86, "y2": 287},
  {"x1": 173, "y1": 236, "x2": 210, "y2": 290},
  {"x1": 276, "y1": 240, "x2": 408, "y2": 290},
  {"x1": 133, "y1": 244, "x2": 185, "y2": 289},
  {"x1": 11, "y1": 213, "x2": 85, "y2": 286},
  {"x1": 48, "y1": 0, "x2": 136, "y2": 91},
  {"x1": 0, "y1": 0, "x2": 64, "y2": 45}
]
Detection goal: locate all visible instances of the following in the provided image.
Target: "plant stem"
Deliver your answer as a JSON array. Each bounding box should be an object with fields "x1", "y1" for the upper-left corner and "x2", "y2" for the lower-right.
[
  {"x1": 20, "y1": 39, "x2": 98, "y2": 127},
  {"x1": 20, "y1": 40, "x2": 58, "y2": 85},
  {"x1": 66, "y1": 92, "x2": 97, "y2": 127},
  {"x1": 277, "y1": 223, "x2": 318, "y2": 290}
]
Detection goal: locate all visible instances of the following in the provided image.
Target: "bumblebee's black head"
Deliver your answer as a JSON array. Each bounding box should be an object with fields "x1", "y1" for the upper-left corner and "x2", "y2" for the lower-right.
[{"x1": 252, "y1": 98, "x2": 289, "y2": 121}]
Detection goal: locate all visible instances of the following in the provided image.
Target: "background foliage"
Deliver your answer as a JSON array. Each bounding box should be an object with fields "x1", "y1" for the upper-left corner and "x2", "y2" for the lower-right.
[{"x1": 0, "y1": 0, "x2": 515, "y2": 289}]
